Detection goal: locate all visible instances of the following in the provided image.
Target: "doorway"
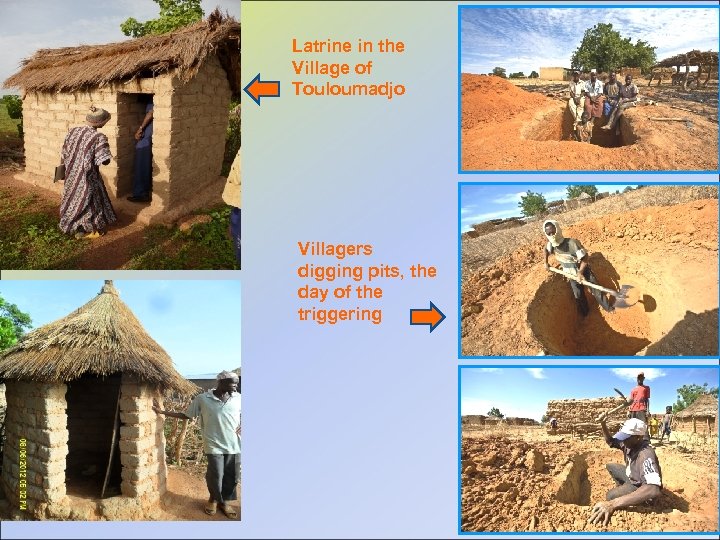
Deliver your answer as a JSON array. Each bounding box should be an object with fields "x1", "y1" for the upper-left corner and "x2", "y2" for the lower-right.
[
  {"x1": 116, "y1": 93, "x2": 154, "y2": 197},
  {"x1": 65, "y1": 373, "x2": 122, "y2": 498}
]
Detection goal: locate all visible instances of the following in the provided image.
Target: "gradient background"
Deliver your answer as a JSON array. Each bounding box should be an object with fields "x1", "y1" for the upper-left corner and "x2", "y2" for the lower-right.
[{"x1": 3, "y1": 1, "x2": 720, "y2": 538}]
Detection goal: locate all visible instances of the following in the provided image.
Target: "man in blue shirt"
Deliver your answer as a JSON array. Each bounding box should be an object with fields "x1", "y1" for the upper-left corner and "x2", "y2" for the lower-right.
[
  {"x1": 127, "y1": 100, "x2": 154, "y2": 203},
  {"x1": 154, "y1": 370, "x2": 241, "y2": 518}
]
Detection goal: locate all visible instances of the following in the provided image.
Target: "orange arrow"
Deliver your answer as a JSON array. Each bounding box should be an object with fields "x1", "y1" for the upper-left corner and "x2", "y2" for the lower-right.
[
  {"x1": 410, "y1": 302, "x2": 446, "y2": 332},
  {"x1": 244, "y1": 73, "x2": 280, "y2": 105}
]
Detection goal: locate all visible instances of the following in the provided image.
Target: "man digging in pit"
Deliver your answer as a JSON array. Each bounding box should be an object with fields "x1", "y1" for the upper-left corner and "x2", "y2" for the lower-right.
[
  {"x1": 568, "y1": 71, "x2": 586, "y2": 141},
  {"x1": 543, "y1": 219, "x2": 614, "y2": 317},
  {"x1": 589, "y1": 417, "x2": 663, "y2": 527},
  {"x1": 153, "y1": 370, "x2": 241, "y2": 519}
]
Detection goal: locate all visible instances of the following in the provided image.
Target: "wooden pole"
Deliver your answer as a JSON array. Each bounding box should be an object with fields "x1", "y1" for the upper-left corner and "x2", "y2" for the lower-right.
[
  {"x1": 101, "y1": 386, "x2": 122, "y2": 498},
  {"x1": 175, "y1": 419, "x2": 189, "y2": 464}
]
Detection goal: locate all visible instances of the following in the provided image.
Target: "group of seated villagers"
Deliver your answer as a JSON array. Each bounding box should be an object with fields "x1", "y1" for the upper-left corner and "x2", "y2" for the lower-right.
[{"x1": 567, "y1": 69, "x2": 639, "y2": 141}]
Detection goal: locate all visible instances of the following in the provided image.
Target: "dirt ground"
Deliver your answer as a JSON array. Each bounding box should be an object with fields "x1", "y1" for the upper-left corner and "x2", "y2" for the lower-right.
[
  {"x1": 158, "y1": 466, "x2": 240, "y2": 521},
  {"x1": 461, "y1": 74, "x2": 719, "y2": 171},
  {"x1": 461, "y1": 427, "x2": 718, "y2": 533},
  {"x1": 0, "y1": 169, "x2": 148, "y2": 269},
  {"x1": 461, "y1": 188, "x2": 719, "y2": 356}
]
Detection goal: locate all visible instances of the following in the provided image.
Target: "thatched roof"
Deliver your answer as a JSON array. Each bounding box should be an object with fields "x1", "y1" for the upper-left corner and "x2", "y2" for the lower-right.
[
  {"x1": 0, "y1": 281, "x2": 197, "y2": 396},
  {"x1": 3, "y1": 10, "x2": 240, "y2": 94},
  {"x1": 675, "y1": 393, "x2": 719, "y2": 419}
]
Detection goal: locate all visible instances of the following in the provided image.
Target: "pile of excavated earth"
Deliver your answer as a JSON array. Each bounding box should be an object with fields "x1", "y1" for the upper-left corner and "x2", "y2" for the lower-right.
[{"x1": 461, "y1": 74, "x2": 718, "y2": 171}]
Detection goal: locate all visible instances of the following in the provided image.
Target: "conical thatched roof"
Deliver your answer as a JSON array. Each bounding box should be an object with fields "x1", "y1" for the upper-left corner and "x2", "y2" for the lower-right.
[
  {"x1": 3, "y1": 10, "x2": 240, "y2": 94},
  {"x1": 675, "y1": 393, "x2": 719, "y2": 418},
  {"x1": 0, "y1": 281, "x2": 197, "y2": 396}
]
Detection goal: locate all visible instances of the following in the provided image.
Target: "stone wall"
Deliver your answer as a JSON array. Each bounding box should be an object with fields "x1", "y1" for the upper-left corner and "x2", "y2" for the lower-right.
[
  {"x1": 545, "y1": 396, "x2": 627, "y2": 434},
  {"x1": 118, "y1": 374, "x2": 167, "y2": 501},
  {"x1": 1, "y1": 381, "x2": 68, "y2": 518}
]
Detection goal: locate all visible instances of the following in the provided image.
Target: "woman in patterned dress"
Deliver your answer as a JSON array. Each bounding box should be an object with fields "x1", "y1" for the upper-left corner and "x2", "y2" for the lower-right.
[{"x1": 59, "y1": 106, "x2": 116, "y2": 239}]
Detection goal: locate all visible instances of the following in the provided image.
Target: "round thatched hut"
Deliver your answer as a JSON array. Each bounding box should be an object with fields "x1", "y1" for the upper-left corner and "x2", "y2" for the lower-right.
[
  {"x1": 674, "y1": 393, "x2": 719, "y2": 436},
  {"x1": 0, "y1": 281, "x2": 197, "y2": 520}
]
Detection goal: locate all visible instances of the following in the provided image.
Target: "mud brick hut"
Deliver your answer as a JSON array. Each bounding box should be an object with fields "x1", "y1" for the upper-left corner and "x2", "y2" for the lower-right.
[
  {"x1": 0, "y1": 281, "x2": 197, "y2": 520},
  {"x1": 674, "y1": 394, "x2": 719, "y2": 435},
  {"x1": 2, "y1": 12, "x2": 240, "y2": 224}
]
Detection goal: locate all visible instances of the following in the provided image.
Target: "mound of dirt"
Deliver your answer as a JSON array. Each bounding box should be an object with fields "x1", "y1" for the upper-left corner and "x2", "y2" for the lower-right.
[
  {"x1": 461, "y1": 73, "x2": 719, "y2": 171},
  {"x1": 462, "y1": 434, "x2": 718, "y2": 533},
  {"x1": 461, "y1": 198, "x2": 719, "y2": 356}
]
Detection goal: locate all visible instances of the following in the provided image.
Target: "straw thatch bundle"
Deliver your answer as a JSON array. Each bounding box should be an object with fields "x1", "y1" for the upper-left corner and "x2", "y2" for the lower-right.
[
  {"x1": 0, "y1": 281, "x2": 197, "y2": 396},
  {"x1": 3, "y1": 9, "x2": 240, "y2": 94},
  {"x1": 675, "y1": 394, "x2": 719, "y2": 419}
]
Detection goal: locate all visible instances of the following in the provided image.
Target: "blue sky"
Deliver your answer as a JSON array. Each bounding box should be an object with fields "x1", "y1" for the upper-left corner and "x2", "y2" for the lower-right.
[
  {"x1": 0, "y1": 0, "x2": 241, "y2": 96},
  {"x1": 461, "y1": 7, "x2": 719, "y2": 75},
  {"x1": 461, "y1": 367, "x2": 719, "y2": 421},
  {"x1": 0, "y1": 280, "x2": 240, "y2": 378},
  {"x1": 460, "y1": 183, "x2": 636, "y2": 233}
]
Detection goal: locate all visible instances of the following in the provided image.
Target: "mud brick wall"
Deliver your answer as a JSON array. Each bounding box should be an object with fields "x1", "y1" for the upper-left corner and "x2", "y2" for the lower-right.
[
  {"x1": 0, "y1": 381, "x2": 68, "y2": 517},
  {"x1": 675, "y1": 416, "x2": 717, "y2": 435},
  {"x1": 546, "y1": 397, "x2": 627, "y2": 433},
  {"x1": 505, "y1": 417, "x2": 538, "y2": 426},
  {"x1": 462, "y1": 415, "x2": 487, "y2": 426},
  {"x1": 167, "y1": 55, "x2": 231, "y2": 208},
  {"x1": 119, "y1": 374, "x2": 167, "y2": 500}
]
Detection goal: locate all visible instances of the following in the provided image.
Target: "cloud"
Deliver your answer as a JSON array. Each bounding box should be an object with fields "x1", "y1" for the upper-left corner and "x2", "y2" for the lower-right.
[
  {"x1": 492, "y1": 191, "x2": 527, "y2": 204},
  {"x1": 526, "y1": 368, "x2": 547, "y2": 379},
  {"x1": 461, "y1": 7, "x2": 718, "y2": 75},
  {"x1": 479, "y1": 368, "x2": 502, "y2": 373},
  {"x1": 611, "y1": 368, "x2": 667, "y2": 382}
]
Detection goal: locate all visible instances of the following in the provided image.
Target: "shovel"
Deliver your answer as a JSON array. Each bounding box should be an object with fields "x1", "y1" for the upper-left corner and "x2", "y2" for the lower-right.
[{"x1": 547, "y1": 266, "x2": 638, "y2": 309}]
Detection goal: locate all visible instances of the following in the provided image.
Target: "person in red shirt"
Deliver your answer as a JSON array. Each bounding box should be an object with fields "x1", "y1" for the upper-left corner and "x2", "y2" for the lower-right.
[{"x1": 628, "y1": 372, "x2": 651, "y2": 441}]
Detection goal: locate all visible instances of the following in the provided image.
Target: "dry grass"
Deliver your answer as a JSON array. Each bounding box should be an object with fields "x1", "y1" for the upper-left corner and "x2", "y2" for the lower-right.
[
  {"x1": 3, "y1": 10, "x2": 239, "y2": 94},
  {"x1": 0, "y1": 281, "x2": 197, "y2": 395},
  {"x1": 461, "y1": 185, "x2": 719, "y2": 279}
]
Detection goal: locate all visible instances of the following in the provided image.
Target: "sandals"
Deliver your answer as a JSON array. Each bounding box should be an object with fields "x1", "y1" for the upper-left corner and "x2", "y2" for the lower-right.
[
  {"x1": 204, "y1": 500, "x2": 217, "y2": 516},
  {"x1": 221, "y1": 503, "x2": 238, "y2": 519},
  {"x1": 74, "y1": 229, "x2": 106, "y2": 240}
]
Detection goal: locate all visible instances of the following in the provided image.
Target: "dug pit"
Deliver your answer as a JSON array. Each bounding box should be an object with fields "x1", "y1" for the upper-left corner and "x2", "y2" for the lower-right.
[
  {"x1": 522, "y1": 106, "x2": 639, "y2": 148},
  {"x1": 527, "y1": 244, "x2": 717, "y2": 355}
]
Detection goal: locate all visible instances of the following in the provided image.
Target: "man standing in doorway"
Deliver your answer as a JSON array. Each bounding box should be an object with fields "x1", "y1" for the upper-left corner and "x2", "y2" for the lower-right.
[
  {"x1": 153, "y1": 370, "x2": 241, "y2": 518},
  {"x1": 127, "y1": 98, "x2": 154, "y2": 203}
]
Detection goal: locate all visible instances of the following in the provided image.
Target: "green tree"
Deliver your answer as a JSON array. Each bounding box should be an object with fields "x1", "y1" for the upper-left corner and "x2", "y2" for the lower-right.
[
  {"x1": 530, "y1": 71, "x2": 539, "y2": 78},
  {"x1": 509, "y1": 72, "x2": 526, "y2": 79},
  {"x1": 2, "y1": 95, "x2": 23, "y2": 137},
  {"x1": 541, "y1": 414, "x2": 549, "y2": 423},
  {"x1": 518, "y1": 190, "x2": 547, "y2": 217},
  {"x1": 566, "y1": 185, "x2": 598, "y2": 199},
  {"x1": 121, "y1": 0, "x2": 204, "y2": 38},
  {"x1": 623, "y1": 186, "x2": 634, "y2": 193},
  {"x1": 571, "y1": 23, "x2": 656, "y2": 74},
  {"x1": 487, "y1": 407, "x2": 504, "y2": 419},
  {"x1": 672, "y1": 384, "x2": 719, "y2": 414},
  {"x1": 0, "y1": 295, "x2": 32, "y2": 350},
  {"x1": 492, "y1": 67, "x2": 507, "y2": 78}
]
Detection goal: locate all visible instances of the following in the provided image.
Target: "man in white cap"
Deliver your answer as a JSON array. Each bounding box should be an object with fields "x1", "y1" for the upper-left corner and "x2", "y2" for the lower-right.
[
  {"x1": 589, "y1": 417, "x2": 663, "y2": 526},
  {"x1": 153, "y1": 369, "x2": 241, "y2": 518},
  {"x1": 543, "y1": 219, "x2": 614, "y2": 316}
]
